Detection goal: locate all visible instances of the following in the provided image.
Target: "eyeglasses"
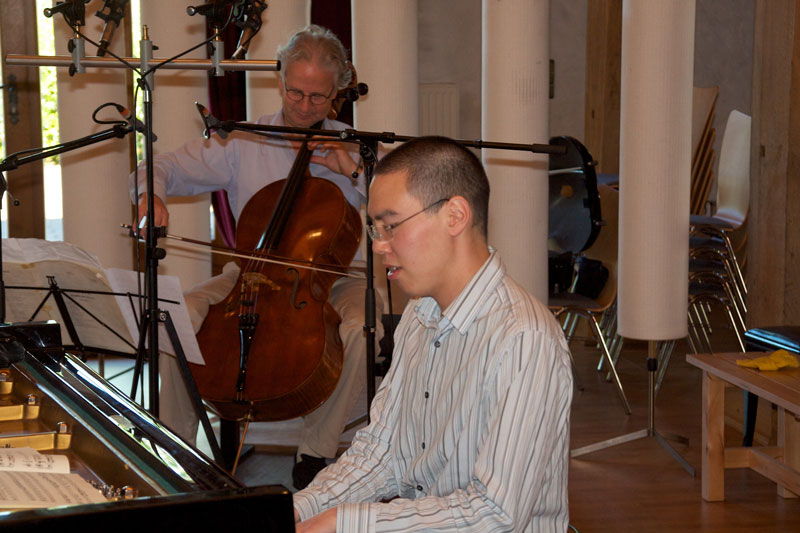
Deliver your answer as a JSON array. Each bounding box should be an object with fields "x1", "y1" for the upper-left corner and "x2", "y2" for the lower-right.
[
  {"x1": 284, "y1": 85, "x2": 335, "y2": 105},
  {"x1": 367, "y1": 198, "x2": 450, "y2": 242}
]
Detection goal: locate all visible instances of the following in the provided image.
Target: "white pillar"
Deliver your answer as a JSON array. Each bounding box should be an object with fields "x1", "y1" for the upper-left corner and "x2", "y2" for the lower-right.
[
  {"x1": 352, "y1": 0, "x2": 418, "y2": 136},
  {"x1": 56, "y1": 3, "x2": 131, "y2": 269},
  {"x1": 352, "y1": 0, "x2": 419, "y2": 312},
  {"x1": 482, "y1": 0, "x2": 550, "y2": 300},
  {"x1": 246, "y1": 1, "x2": 309, "y2": 120},
  {"x1": 139, "y1": 1, "x2": 211, "y2": 290},
  {"x1": 617, "y1": 0, "x2": 694, "y2": 340}
]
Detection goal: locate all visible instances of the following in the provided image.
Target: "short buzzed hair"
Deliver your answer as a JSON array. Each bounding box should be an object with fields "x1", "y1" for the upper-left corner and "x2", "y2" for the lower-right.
[
  {"x1": 374, "y1": 136, "x2": 490, "y2": 238},
  {"x1": 276, "y1": 25, "x2": 352, "y2": 90}
]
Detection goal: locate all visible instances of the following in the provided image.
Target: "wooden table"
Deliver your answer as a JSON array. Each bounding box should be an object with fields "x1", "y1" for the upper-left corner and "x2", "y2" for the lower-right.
[{"x1": 686, "y1": 351, "x2": 800, "y2": 501}]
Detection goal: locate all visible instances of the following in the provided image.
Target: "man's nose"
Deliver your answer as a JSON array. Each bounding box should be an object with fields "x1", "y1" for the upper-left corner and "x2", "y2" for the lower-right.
[
  {"x1": 371, "y1": 237, "x2": 390, "y2": 255},
  {"x1": 298, "y1": 97, "x2": 313, "y2": 111}
]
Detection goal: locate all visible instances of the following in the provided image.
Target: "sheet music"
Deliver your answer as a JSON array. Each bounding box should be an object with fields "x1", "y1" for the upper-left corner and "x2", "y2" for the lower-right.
[
  {"x1": 0, "y1": 448, "x2": 70, "y2": 474},
  {"x1": 0, "y1": 448, "x2": 106, "y2": 509},
  {"x1": 1, "y1": 238, "x2": 204, "y2": 365},
  {"x1": 2, "y1": 238, "x2": 135, "y2": 354},
  {"x1": 105, "y1": 268, "x2": 204, "y2": 365},
  {"x1": 0, "y1": 471, "x2": 107, "y2": 509}
]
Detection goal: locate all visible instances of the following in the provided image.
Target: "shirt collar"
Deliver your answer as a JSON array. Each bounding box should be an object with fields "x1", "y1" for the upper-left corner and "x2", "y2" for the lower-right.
[
  {"x1": 272, "y1": 110, "x2": 332, "y2": 130},
  {"x1": 265, "y1": 111, "x2": 332, "y2": 155},
  {"x1": 414, "y1": 249, "x2": 504, "y2": 334}
]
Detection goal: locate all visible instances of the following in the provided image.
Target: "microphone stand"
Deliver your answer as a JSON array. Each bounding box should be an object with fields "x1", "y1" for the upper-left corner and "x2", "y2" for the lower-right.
[
  {"x1": 0, "y1": 169, "x2": 12, "y2": 324},
  {"x1": 0, "y1": 173, "x2": 6, "y2": 324},
  {"x1": 197, "y1": 112, "x2": 567, "y2": 416},
  {"x1": 359, "y1": 140, "x2": 380, "y2": 418}
]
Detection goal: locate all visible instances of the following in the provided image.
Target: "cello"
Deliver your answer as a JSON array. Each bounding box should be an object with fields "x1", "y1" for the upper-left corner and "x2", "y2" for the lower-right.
[{"x1": 190, "y1": 124, "x2": 362, "y2": 422}]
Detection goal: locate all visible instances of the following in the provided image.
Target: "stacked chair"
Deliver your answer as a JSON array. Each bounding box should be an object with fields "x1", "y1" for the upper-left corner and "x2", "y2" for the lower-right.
[
  {"x1": 631, "y1": 108, "x2": 751, "y2": 398},
  {"x1": 690, "y1": 87, "x2": 720, "y2": 215},
  {"x1": 642, "y1": 101, "x2": 750, "y2": 396},
  {"x1": 687, "y1": 110, "x2": 751, "y2": 355}
]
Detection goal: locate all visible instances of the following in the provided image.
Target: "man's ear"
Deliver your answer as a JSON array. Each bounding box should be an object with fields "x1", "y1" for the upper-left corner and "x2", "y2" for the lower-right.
[{"x1": 445, "y1": 196, "x2": 471, "y2": 237}]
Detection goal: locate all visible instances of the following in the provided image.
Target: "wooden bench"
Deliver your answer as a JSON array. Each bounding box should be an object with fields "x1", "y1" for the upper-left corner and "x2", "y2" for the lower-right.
[{"x1": 686, "y1": 351, "x2": 800, "y2": 501}]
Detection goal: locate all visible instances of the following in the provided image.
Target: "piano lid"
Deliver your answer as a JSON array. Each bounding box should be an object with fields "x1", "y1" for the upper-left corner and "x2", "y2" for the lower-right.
[{"x1": 0, "y1": 322, "x2": 293, "y2": 529}]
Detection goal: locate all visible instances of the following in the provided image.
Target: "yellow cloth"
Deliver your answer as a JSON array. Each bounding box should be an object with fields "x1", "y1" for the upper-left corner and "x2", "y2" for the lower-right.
[{"x1": 736, "y1": 349, "x2": 800, "y2": 371}]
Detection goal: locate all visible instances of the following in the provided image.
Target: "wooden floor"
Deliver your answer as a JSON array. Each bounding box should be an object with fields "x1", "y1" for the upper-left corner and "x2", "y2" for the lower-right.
[
  {"x1": 101, "y1": 319, "x2": 800, "y2": 531},
  {"x1": 566, "y1": 334, "x2": 800, "y2": 532}
]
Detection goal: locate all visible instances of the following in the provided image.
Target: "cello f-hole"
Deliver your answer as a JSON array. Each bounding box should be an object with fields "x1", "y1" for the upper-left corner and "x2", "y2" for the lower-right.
[{"x1": 287, "y1": 268, "x2": 307, "y2": 309}]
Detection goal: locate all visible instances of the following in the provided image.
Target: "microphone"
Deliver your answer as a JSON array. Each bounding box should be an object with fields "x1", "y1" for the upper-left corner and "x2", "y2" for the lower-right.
[
  {"x1": 232, "y1": 0, "x2": 267, "y2": 60},
  {"x1": 95, "y1": 0, "x2": 129, "y2": 57},
  {"x1": 114, "y1": 104, "x2": 157, "y2": 142},
  {"x1": 186, "y1": 2, "x2": 219, "y2": 16},
  {"x1": 44, "y1": 0, "x2": 89, "y2": 26},
  {"x1": 187, "y1": 0, "x2": 235, "y2": 28},
  {"x1": 195, "y1": 102, "x2": 228, "y2": 139},
  {"x1": 343, "y1": 82, "x2": 369, "y2": 104}
]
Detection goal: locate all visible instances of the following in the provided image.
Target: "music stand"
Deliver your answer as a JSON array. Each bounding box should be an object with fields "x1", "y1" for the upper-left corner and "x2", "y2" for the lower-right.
[{"x1": 1, "y1": 238, "x2": 203, "y2": 379}]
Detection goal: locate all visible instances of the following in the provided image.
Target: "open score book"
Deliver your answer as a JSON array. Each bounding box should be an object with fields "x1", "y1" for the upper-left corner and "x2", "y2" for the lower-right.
[{"x1": 0, "y1": 447, "x2": 107, "y2": 509}]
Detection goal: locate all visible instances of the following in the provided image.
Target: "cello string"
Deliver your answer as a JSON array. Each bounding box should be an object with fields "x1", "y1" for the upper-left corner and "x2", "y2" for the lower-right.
[
  {"x1": 249, "y1": 135, "x2": 316, "y2": 282},
  {"x1": 242, "y1": 136, "x2": 315, "y2": 315}
]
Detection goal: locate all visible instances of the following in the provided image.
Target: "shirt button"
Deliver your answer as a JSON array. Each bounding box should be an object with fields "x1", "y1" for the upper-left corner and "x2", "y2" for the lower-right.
[
  {"x1": 421, "y1": 442, "x2": 425, "y2": 449},
  {"x1": 434, "y1": 341, "x2": 441, "y2": 348},
  {"x1": 416, "y1": 484, "x2": 423, "y2": 491},
  {"x1": 424, "y1": 391, "x2": 429, "y2": 399}
]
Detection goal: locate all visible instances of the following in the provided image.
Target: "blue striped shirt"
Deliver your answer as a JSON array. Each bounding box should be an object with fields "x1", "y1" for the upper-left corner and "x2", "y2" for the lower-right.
[{"x1": 294, "y1": 251, "x2": 572, "y2": 531}]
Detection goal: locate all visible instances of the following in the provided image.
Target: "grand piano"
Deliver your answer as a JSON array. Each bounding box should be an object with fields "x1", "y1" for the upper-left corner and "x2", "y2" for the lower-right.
[{"x1": 0, "y1": 321, "x2": 294, "y2": 531}]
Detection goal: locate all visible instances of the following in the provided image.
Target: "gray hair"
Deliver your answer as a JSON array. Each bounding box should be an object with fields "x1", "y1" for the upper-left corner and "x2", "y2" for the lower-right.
[{"x1": 276, "y1": 25, "x2": 352, "y2": 90}]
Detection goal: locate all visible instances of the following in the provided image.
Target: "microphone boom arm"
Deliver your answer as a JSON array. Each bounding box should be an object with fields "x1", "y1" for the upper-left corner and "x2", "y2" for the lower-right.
[
  {"x1": 194, "y1": 107, "x2": 567, "y2": 156},
  {"x1": 0, "y1": 125, "x2": 131, "y2": 173}
]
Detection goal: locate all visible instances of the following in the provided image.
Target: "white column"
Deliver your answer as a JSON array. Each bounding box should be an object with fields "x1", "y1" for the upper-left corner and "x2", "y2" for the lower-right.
[
  {"x1": 138, "y1": 1, "x2": 211, "y2": 290},
  {"x1": 56, "y1": 3, "x2": 131, "y2": 269},
  {"x1": 246, "y1": 1, "x2": 309, "y2": 120},
  {"x1": 617, "y1": 0, "x2": 694, "y2": 340},
  {"x1": 482, "y1": 0, "x2": 550, "y2": 301},
  {"x1": 352, "y1": 0, "x2": 418, "y2": 136},
  {"x1": 352, "y1": 0, "x2": 419, "y2": 312}
]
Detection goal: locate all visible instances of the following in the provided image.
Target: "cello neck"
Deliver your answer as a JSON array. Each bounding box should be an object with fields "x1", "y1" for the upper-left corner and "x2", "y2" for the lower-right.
[{"x1": 256, "y1": 122, "x2": 321, "y2": 253}]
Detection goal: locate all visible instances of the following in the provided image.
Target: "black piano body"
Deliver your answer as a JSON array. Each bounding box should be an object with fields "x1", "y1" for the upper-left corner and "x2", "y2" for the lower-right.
[{"x1": 0, "y1": 321, "x2": 294, "y2": 531}]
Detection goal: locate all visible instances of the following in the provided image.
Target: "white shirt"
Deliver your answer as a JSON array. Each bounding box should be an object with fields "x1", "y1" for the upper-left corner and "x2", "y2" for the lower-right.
[
  {"x1": 294, "y1": 251, "x2": 573, "y2": 532},
  {"x1": 129, "y1": 111, "x2": 365, "y2": 222}
]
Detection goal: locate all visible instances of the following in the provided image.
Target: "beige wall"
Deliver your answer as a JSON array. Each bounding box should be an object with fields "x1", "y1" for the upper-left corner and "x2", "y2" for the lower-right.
[{"x1": 417, "y1": 0, "x2": 755, "y2": 179}]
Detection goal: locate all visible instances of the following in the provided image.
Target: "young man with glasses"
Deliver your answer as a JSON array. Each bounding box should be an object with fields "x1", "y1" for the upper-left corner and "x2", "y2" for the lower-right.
[
  {"x1": 129, "y1": 25, "x2": 382, "y2": 490},
  {"x1": 293, "y1": 136, "x2": 573, "y2": 532}
]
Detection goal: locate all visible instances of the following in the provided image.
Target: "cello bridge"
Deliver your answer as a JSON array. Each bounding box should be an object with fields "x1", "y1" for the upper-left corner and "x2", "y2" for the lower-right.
[{"x1": 242, "y1": 272, "x2": 280, "y2": 291}]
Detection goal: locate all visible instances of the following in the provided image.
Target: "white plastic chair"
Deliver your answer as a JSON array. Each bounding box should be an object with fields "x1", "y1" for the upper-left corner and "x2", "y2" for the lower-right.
[{"x1": 689, "y1": 110, "x2": 751, "y2": 352}]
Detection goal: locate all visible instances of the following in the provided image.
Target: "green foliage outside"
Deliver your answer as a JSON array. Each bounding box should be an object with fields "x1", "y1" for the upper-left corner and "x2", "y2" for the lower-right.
[
  {"x1": 2, "y1": 1, "x2": 142, "y2": 161},
  {"x1": 37, "y1": 0, "x2": 60, "y2": 162},
  {"x1": 0, "y1": 3, "x2": 60, "y2": 160}
]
